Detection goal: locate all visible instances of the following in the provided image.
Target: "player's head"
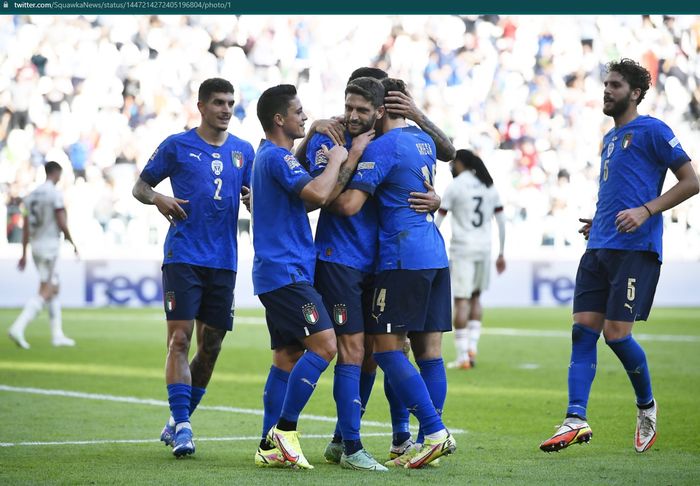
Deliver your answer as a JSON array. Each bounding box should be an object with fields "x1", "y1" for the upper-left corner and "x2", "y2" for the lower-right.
[
  {"x1": 44, "y1": 161, "x2": 63, "y2": 182},
  {"x1": 452, "y1": 149, "x2": 493, "y2": 187},
  {"x1": 257, "y1": 84, "x2": 307, "y2": 139},
  {"x1": 197, "y1": 78, "x2": 235, "y2": 132},
  {"x1": 603, "y1": 59, "x2": 652, "y2": 117},
  {"x1": 380, "y1": 78, "x2": 407, "y2": 120},
  {"x1": 348, "y1": 67, "x2": 388, "y2": 83},
  {"x1": 344, "y1": 77, "x2": 385, "y2": 136}
]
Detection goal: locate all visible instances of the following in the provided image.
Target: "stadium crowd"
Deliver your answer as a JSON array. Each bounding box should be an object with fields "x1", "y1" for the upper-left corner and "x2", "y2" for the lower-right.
[{"x1": 1, "y1": 14, "x2": 699, "y2": 259}]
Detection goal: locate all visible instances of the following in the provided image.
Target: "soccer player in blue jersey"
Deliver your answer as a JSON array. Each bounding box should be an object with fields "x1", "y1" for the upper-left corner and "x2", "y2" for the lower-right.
[
  {"x1": 306, "y1": 77, "x2": 386, "y2": 471},
  {"x1": 539, "y1": 59, "x2": 698, "y2": 454},
  {"x1": 132, "y1": 78, "x2": 254, "y2": 458},
  {"x1": 252, "y1": 84, "x2": 352, "y2": 470},
  {"x1": 331, "y1": 77, "x2": 457, "y2": 469}
]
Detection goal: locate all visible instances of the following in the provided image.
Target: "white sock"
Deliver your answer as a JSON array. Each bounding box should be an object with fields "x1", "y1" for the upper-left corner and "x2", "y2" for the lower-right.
[
  {"x1": 425, "y1": 429, "x2": 448, "y2": 442},
  {"x1": 467, "y1": 320, "x2": 482, "y2": 354},
  {"x1": 10, "y1": 296, "x2": 44, "y2": 335},
  {"x1": 168, "y1": 416, "x2": 176, "y2": 427},
  {"x1": 454, "y1": 328, "x2": 469, "y2": 362},
  {"x1": 175, "y1": 421, "x2": 192, "y2": 433},
  {"x1": 48, "y1": 298, "x2": 64, "y2": 339}
]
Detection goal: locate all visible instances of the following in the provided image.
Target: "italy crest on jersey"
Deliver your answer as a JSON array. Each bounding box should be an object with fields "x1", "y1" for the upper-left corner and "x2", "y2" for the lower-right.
[
  {"x1": 622, "y1": 133, "x2": 633, "y2": 149},
  {"x1": 333, "y1": 304, "x2": 347, "y2": 326},
  {"x1": 232, "y1": 151, "x2": 244, "y2": 169},
  {"x1": 607, "y1": 141, "x2": 615, "y2": 157},
  {"x1": 302, "y1": 303, "x2": 319, "y2": 325},
  {"x1": 211, "y1": 159, "x2": 223, "y2": 176},
  {"x1": 165, "y1": 291, "x2": 176, "y2": 312}
]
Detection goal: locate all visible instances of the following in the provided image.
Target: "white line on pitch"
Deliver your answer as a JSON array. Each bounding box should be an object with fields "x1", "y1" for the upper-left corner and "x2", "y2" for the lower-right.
[
  {"x1": 0, "y1": 432, "x2": 392, "y2": 448},
  {"x1": 0, "y1": 385, "x2": 466, "y2": 434}
]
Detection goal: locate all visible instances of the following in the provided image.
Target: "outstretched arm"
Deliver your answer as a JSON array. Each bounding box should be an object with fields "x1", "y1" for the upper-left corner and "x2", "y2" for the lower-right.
[
  {"x1": 384, "y1": 89, "x2": 456, "y2": 161},
  {"x1": 132, "y1": 177, "x2": 189, "y2": 226}
]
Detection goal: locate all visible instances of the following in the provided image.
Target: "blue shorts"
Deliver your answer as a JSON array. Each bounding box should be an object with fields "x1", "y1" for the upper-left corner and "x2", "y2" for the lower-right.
[
  {"x1": 314, "y1": 260, "x2": 374, "y2": 336},
  {"x1": 573, "y1": 249, "x2": 660, "y2": 322},
  {"x1": 162, "y1": 263, "x2": 236, "y2": 331},
  {"x1": 366, "y1": 268, "x2": 452, "y2": 335},
  {"x1": 259, "y1": 282, "x2": 334, "y2": 349}
]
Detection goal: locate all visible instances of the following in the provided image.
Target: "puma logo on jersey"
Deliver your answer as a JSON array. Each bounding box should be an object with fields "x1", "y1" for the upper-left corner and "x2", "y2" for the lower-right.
[
  {"x1": 189, "y1": 152, "x2": 202, "y2": 161},
  {"x1": 624, "y1": 303, "x2": 634, "y2": 313}
]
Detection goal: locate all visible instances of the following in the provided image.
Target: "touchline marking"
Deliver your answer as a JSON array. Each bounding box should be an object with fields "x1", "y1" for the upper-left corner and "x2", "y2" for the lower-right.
[
  {"x1": 0, "y1": 432, "x2": 393, "y2": 448},
  {"x1": 0, "y1": 385, "x2": 466, "y2": 434}
]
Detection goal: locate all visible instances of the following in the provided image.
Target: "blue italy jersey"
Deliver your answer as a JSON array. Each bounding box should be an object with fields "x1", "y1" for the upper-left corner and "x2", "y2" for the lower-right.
[
  {"x1": 588, "y1": 115, "x2": 690, "y2": 262},
  {"x1": 251, "y1": 139, "x2": 316, "y2": 294},
  {"x1": 348, "y1": 126, "x2": 448, "y2": 271},
  {"x1": 307, "y1": 132, "x2": 378, "y2": 273},
  {"x1": 140, "y1": 128, "x2": 254, "y2": 270}
]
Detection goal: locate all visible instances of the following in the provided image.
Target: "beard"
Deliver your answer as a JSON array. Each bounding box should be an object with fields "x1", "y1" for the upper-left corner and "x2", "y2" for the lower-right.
[
  {"x1": 347, "y1": 115, "x2": 376, "y2": 136},
  {"x1": 603, "y1": 92, "x2": 633, "y2": 118}
]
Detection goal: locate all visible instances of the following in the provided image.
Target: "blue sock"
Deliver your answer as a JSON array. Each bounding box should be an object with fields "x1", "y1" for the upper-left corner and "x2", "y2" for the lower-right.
[
  {"x1": 167, "y1": 383, "x2": 192, "y2": 425},
  {"x1": 261, "y1": 366, "x2": 290, "y2": 438},
  {"x1": 607, "y1": 335, "x2": 653, "y2": 406},
  {"x1": 566, "y1": 323, "x2": 600, "y2": 419},
  {"x1": 384, "y1": 373, "x2": 410, "y2": 444},
  {"x1": 333, "y1": 364, "x2": 362, "y2": 442},
  {"x1": 416, "y1": 358, "x2": 447, "y2": 443},
  {"x1": 280, "y1": 351, "x2": 329, "y2": 423},
  {"x1": 359, "y1": 371, "x2": 376, "y2": 417},
  {"x1": 374, "y1": 350, "x2": 444, "y2": 436},
  {"x1": 189, "y1": 386, "x2": 206, "y2": 415}
]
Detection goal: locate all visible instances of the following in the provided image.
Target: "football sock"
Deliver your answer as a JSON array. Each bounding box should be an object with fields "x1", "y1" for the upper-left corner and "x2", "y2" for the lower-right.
[
  {"x1": 384, "y1": 373, "x2": 410, "y2": 441},
  {"x1": 467, "y1": 320, "x2": 482, "y2": 354},
  {"x1": 189, "y1": 386, "x2": 206, "y2": 415},
  {"x1": 167, "y1": 383, "x2": 192, "y2": 425},
  {"x1": 343, "y1": 439, "x2": 363, "y2": 456},
  {"x1": 261, "y1": 366, "x2": 289, "y2": 438},
  {"x1": 454, "y1": 328, "x2": 469, "y2": 363},
  {"x1": 47, "y1": 298, "x2": 63, "y2": 339},
  {"x1": 279, "y1": 350, "x2": 329, "y2": 424},
  {"x1": 333, "y1": 364, "x2": 362, "y2": 442},
  {"x1": 566, "y1": 323, "x2": 600, "y2": 419},
  {"x1": 606, "y1": 335, "x2": 653, "y2": 406},
  {"x1": 10, "y1": 296, "x2": 44, "y2": 334},
  {"x1": 416, "y1": 358, "x2": 447, "y2": 444},
  {"x1": 359, "y1": 371, "x2": 376, "y2": 416},
  {"x1": 374, "y1": 350, "x2": 444, "y2": 436}
]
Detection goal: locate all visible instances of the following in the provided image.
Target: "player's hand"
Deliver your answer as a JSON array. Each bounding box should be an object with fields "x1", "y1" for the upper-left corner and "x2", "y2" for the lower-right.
[
  {"x1": 495, "y1": 254, "x2": 506, "y2": 274},
  {"x1": 350, "y1": 129, "x2": 375, "y2": 155},
  {"x1": 241, "y1": 186, "x2": 251, "y2": 212},
  {"x1": 313, "y1": 118, "x2": 346, "y2": 147},
  {"x1": 385, "y1": 89, "x2": 421, "y2": 122},
  {"x1": 322, "y1": 144, "x2": 349, "y2": 166},
  {"x1": 73, "y1": 244, "x2": 80, "y2": 260},
  {"x1": 615, "y1": 207, "x2": 650, "y2": 234},
  {"x1": 578, "y1": 218, "x2": 592, "y2": 240},
  {"x1": 154, "y1": 194, "x2": 189, "y2": 226},
  {"x1": 408, "y1": 180, "x2": 440, "y2": 213},
  {"x1": 17, "y1": 255, "x2": 26, "y2": 272}
]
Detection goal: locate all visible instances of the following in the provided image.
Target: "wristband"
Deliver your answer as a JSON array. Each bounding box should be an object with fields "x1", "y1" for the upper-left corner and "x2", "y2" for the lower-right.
[{"x1": 642, "y1": 204, "x2": 653, "y2": 217}]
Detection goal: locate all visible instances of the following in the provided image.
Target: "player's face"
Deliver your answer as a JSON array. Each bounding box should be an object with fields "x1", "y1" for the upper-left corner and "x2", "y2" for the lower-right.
[
  {"x1": 199, "y1": 92, "x2": 234, "y2": 132},
  {"x1": 281, "y1": 96, "x2": 307, "y2": 140},
  {"x1": 602, "y1": 71, "x2": 636, "y2": 118},
  {"x1": 344, "y1": 93, "x2": 379, "y2": 137}
]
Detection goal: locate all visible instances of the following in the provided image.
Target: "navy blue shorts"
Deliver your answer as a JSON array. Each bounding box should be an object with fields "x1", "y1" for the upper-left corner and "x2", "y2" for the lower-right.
[
  {"x1": 162, "y1": 263, "x2": 236, "y2": 331},
  {"x1": 259, "y1": 282, "x2": 334, "y2": 349},
  {"x1": 573, "y1": 249, "x2": 660, "y2": 322},
  {"x1": 366, "y1": 268, "x2": 452, "y2": 335},
  {"x1": 314, "y1": 260, "x2": 374, "y2": 335}
]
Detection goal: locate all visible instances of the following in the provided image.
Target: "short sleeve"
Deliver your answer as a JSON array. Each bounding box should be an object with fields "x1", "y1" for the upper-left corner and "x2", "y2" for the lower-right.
[
  {"x1": 140, "y1": 138, "x2": 175, "y2": 187},
  {"x1": 269, "y1": 149, "x2": 313, "y2": 195},
  {"x1": 440, "y1": 181, "x2": 456, "y2": 211},
  {"x1": 306, "y1": 133, "x2": 335, "y2": 177},
  {"x1": 651, "y1": 121, "x2": 691, "y2": 171},
  {"x1": 347, "y1": 140, "x2": 389, "y2": 195}
]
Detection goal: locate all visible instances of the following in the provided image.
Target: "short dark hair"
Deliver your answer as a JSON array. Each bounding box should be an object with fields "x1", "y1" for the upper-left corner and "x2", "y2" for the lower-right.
[
  {"x1": 257, "y1": 84, "x2": 298, "y2": 132},
  {"x1": 381, "y1": 78, "x2": 407, "y2": 119},
  {"x1": 606, "y1": 58, "x2": 652, "y2": 105},
  {"x1": 44, "y1": 161, "x2": 62, "y2": 176},
  {"x1": 454, "y1": 149, "x2": 493, "y2": 187},
  {"x1": 345, "y1": 77, "x2": 385, "y2": 108},
  {"x1": 348, "y1": 67, "x2": 388, "y2": 83},
  {"x1": 198, "y1": 78, "x2": 234, "y2": 103}
]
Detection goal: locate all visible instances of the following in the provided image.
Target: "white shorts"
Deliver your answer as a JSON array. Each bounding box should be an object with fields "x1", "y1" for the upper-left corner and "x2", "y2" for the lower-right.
[
  {"x1": 449, "y1": 253, "x2": 490, "y2": 298},
  {"x1": 32, "y1": 253, "x2": 59, "y2": 285}
]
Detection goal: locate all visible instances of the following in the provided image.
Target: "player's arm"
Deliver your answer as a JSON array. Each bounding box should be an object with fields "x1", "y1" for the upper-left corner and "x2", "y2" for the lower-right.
[
  {"x1": 132, "y1": 177, "x2": 189, "y2": 226},
  {"x1": 295, "y1": 118, "x2": 345, "y2": 163},
  {"x1": 408, "y1": 180, "x2": 441, "y2": 214},
  {"x1": 55, "y1": 208, "x2": 78, "y2": 256},
  {"x1": 18, "y1": 213, "x2": 29, "y2": 271},
  {"x1": 494, "y1": 207, "x2": 506, "y2": 274},
  {"x1": 299, "y1": 144, "x2": 349, "y2": 208},
  {"x1": 384, "y1": 89, "x2": 456, "y2": 161},
  {"x1": 329, "y1": 188, "x2": 370, "y2": 216},
  {"x1": 615, "y1": 161, "x2": 699, "y2": 233}
]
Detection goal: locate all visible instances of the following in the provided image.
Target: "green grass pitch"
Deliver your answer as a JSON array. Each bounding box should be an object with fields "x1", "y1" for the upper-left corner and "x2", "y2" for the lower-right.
[{"x1": 1, "y1": 307, "x2": 699, "y2": 485}]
